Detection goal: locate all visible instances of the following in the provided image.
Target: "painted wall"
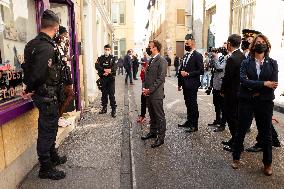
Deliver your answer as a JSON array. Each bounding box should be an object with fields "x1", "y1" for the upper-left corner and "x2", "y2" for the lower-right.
[{"x1": 0, "y1": 109, "x2": 38, "y2": 172}]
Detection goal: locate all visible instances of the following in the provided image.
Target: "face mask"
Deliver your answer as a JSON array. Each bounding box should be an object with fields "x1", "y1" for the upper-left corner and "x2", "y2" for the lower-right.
[
  {"x1": 146, "y1": 47, "x2": 152, "y2": 56},
  {"x1": 254, "y1": 43, "x2": 267, "y2": 54},
  {"x1": 241, "y1": 40, "x2": 250, "y2": 51},
  {"x1": 104, "y1": 50, "x2": 111, "y2": 56},
  {"x1": 185, "y1": 45, "x2": 192, "y2": 52}
]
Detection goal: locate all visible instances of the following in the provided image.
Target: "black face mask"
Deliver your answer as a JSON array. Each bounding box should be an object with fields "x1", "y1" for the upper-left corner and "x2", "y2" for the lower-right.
[
  {"x1": 254, "y1": 43, "x2": 267, "y2": 54},
  {"x1": 185, "y1": 45, "x2": 192, "y2": 52},
  {"x1": 146, "y1": 47, "x2": 152, "y2": 56},
  {"x1": 241, "y1": 40, "x2": 250, "y2": 51}
]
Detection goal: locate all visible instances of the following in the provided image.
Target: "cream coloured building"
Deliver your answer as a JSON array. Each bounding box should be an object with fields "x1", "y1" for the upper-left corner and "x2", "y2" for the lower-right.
[
  {"x1": 146, "y1": 0, "x2": 192, "y2": 59},
  {"x1": 111, "y1": 0, "x2": 135, "y2": 58}
]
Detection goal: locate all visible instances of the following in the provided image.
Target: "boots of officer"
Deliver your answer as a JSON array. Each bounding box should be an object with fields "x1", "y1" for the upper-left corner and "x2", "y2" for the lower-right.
[
  {"x1": 111, "y1": 107, "x2": 117, "y2": 118},
  {"x1": 99, "y1": 106, "x2": 107, "y2": 114},
  {"x1": 50, "y1": 149, "x2": 67, "y2": 166},
  {"x1": 38, "y1": 161, "x2": 66, "y2": 180}
]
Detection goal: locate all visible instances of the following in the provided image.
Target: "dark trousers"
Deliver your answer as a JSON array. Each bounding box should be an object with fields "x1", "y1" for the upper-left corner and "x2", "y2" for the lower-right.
[
  {"x1": 125, "y1": 70, "x2": 133, "y2": 84},
  {"x1": 33, "y1": 95, "x2": 59, "y2": 164},
  {"x1": 147, "y1": 98, "x2": 166, "y2": 140},
  {"x1": 183, "y1": 89, "x2": 199, "y2": 128},
  {"x1": 118, "y1": 67, "x2": 124, "y2": 75},
  {"x1": 212, "y1": 89, "x2": 226, "y2": 126},
  {"x1": 101, "y1": 77, "x2": 116, "y2": 108},
  {"x1": 233, "y1": 98, "x2": 273, "y2": 165},
  {"x1": 133, "y1": 68, "x2": 138, "y2": 79},
  {"x1": 175, "y1": 67, "x2": 179, "y2": 76},
  {"x1": 224, "y1": 95, "x2": 238, "y2": 143},
  {"x1": 256, "y1": 124, "x2": 279, "y2": 147},
  {"x1": 140, "y1": 93, "x2": 147, "y2": 117}
]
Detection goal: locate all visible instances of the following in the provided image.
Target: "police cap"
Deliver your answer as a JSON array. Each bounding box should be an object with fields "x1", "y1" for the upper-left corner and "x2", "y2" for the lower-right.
[
  {"x1": 185, "y1": 34, "x2": 194, "y2": 40},
  {"x1": 242, "y1": 29, "x2": 261, "y2": 40}
]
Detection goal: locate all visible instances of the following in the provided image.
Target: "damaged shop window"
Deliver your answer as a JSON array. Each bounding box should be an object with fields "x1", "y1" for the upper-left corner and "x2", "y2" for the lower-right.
[{"x1": 0, "y1": 2, "x2": 32, "y2": 105}]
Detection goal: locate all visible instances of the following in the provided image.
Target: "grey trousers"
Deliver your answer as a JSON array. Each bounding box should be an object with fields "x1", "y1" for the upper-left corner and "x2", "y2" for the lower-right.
[{"x1": 147, "y1": 98, "x2": 166, "y2": 140}]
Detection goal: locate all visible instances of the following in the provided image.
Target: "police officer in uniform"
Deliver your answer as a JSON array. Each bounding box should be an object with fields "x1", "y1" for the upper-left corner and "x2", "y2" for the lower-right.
[
  {"x1": 95, "y1": 44, "x2": 117, "y2": 117},
  {"x1": 22, "y1": 10, "x2": 66, "y2": 180}
]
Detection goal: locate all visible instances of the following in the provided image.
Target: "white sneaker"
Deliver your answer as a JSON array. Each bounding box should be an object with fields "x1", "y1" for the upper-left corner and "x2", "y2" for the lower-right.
[{"x1": 58, "y1": 117, "x2": 71, "y2": 127}]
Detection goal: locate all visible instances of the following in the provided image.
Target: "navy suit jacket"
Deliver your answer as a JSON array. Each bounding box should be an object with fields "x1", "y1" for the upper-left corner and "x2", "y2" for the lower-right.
[
  {"x1": 178, "y1": 50, "x2": 204, "y2": 90},
  {"x1": 221, "y1": 49, "x2": 245, "y2": 97},
  {"x1": 239, "y1": 56, "x2": 278, "y2": 101}
]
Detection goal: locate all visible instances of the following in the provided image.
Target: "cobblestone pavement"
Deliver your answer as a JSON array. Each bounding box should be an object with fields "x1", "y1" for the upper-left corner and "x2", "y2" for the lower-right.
[
  {"x1": 20, "y1": 72, "x2": 284, "y2": 189},
  {"x1": 20, "y1": 77, "x2": 125, "y2": 189},
  {"x1": 130, "y1": 75, "x2": 284, "y2": 189}
]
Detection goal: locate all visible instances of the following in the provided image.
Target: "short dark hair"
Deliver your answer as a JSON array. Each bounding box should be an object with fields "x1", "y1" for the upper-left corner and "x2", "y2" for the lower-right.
[
  {"x1": 150, "y1": 40, "x2": 162, "y2": 52},
  {"x1": 41, "y1": 10, "x2": 59, "y2": 29},
  {"x1": 127, "y1": 50, "x2": 132, "y2": 54},
  {"x1": 104, "y1": 44, "x2": 111, "y2": 49},
  {"x1": 227, "y1": 34, "x2": 241, "y2": 48}
]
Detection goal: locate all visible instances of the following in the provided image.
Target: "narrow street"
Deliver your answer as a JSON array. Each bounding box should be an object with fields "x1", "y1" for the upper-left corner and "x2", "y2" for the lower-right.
[{"x1": 21, "y1": 72, "x2": 284, "y2": 189}]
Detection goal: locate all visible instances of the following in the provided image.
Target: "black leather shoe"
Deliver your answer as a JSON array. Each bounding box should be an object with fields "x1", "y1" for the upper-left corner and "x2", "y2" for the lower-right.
[
  {"x1": 178, "y1": 124, "x2": 190, "y2": 128},
  {"x1": 39, "y1": 162, "x2": 66, "y2": 180},
  {"x1": 214, "y1": 126, "x2": 225, "y2": 132},
  {"x1": 223, "y1": 146, "x2": 234, "y2": 152},
  {"x1": 99, "y1": 107, "x2": 107, "y2": 114},
  {"x1": 208, "y1": 120, "x2": 220, "y2": 126},
  {"x1": 273, "y1": 141, "x2": 281, "y2": 148},
  {"x1": 221, "y1": 140, "x2": 232, "y2": 146},
  {"x1": 151, "y1": 139, "x2": 164, "y2": 148},
  {"x1": 185, "y1": 127, "x2": 198, "y2": 133},
  {"x1": 111, "y1": 109, "x2": 117, "y2": 118},
  {"x1": 141, "y1": 133, "x2": 157, "y2": 140},
  {"x1": 246, "y1": 145, "x2": 263, "y2": 152},
  {"x1": 178, "y1": 122, "x2": 190, "y2": 128}
]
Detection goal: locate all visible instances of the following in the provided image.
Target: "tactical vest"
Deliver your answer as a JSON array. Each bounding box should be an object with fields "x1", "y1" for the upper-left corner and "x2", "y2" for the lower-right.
[{"x1": 23, "y1": 34, "x2": 62, "y2": 97}]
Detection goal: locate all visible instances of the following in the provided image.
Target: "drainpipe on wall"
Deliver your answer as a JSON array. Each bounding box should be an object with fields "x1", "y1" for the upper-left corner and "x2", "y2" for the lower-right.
[{"x1": 80, "y1": 0, "x2": 89, "y2": 107}]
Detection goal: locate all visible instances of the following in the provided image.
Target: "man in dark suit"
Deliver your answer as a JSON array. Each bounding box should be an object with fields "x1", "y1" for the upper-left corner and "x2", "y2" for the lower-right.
[
  {"x1": 178, "y1": 34, "x2": 204, "y2": 133},
  {"x1": 220, "y1": 34, "x2": 245, "y2": 151},
  {"x1": 123, "y1": 50, "x2": 133, "y2": 85},
  {"x1": 141, "y1": 40, "x2": 167, "y2": 148}
]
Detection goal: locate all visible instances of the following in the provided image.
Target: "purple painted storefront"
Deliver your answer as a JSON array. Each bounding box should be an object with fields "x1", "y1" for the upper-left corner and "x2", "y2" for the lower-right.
[{"x1": 0, "y1": 0, "x2": 81, "y2": 125}]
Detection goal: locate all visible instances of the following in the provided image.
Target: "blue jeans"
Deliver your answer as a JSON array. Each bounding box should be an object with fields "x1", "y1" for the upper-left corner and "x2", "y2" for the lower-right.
[{"x1": 201, "y1": 71, "x2": 211, "y2": 88}]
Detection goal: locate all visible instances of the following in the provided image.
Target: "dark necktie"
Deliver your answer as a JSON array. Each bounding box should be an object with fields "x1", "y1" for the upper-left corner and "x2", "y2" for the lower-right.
[{"x1": 149, "y1": 58, "x2": 154, "y2": 66}]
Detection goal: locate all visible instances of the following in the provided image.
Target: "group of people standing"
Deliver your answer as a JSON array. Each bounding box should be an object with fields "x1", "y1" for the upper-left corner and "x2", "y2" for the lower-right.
[
  {"x1": 133, "y1": 30, "x2": 279, "y2": 176},
  {"x1": 203, "y1": 29, "x2": 279, "y2": 176}
]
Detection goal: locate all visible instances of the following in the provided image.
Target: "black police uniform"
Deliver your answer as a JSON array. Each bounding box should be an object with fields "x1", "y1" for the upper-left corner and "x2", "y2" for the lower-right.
[
  {"x1": 95, "y1": 54, "x2": 117, "y2": 116},
  {"x1": 23, "y1": 32, "x2": 65, "y2": 174}
]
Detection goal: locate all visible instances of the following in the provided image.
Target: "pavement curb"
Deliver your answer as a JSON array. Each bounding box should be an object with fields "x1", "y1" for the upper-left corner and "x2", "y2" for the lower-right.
[{"x1": 120, "y1": 84, "x2": 133, "y2": 189}]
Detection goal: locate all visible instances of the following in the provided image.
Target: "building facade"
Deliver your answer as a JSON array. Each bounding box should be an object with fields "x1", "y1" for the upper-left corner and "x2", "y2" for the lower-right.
[
  {"x1": 111, "y1": 0, "x2": 135, "y2": 59},
  {"x1": 200, "y1": 0, "x2": 284, "y2": 101},
  {"x1": 146, "y1": 0, "x2": 192, "y2": 59},
  {"x1": 0, "y1": 0, "x2": 115, "y2": 188}
]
